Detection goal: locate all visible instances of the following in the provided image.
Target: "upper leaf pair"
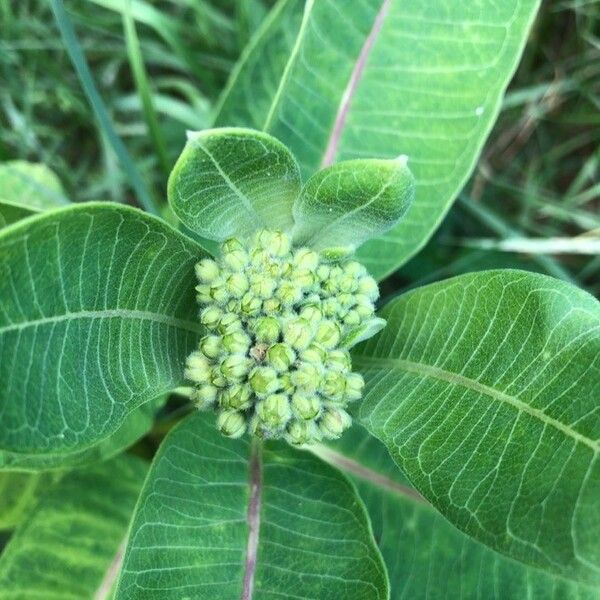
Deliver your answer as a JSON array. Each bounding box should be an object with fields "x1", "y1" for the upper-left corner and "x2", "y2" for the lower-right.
[{"x1": 167, "y1": 127, "x2": 414, "y2": 257}]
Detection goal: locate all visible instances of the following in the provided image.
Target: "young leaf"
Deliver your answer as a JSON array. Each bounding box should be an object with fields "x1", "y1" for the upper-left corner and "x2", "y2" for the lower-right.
[
  {"x1": 168, "y1": 127, "x2": 301, "y2": 241},
  {"x1": 0, "y1": 455, "x2": 147, "y2": 598},
  {"x1": 353, "y1": 270, "x2": 600, "y2": 584},
  {"x1": 215, "y1": 0, "x2": 541, "y2": 278},
  {"x1": 0, "y1": 204, "x2": 203, "y2": 458},
  {"x1": 0, "y1": 161, "x2": 68, "y2": 228},
  {"x1": 292, "y1": 158, "x2": 414, "y2": 253},
  {"x1": 318, "y1": 426, "x2": 599, "y2": 599},
  {"x1": 115, "y1": 412, "x2": 388, "y2": 599}
]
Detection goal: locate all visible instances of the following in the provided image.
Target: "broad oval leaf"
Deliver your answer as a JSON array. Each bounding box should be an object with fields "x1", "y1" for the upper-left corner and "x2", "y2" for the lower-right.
[
  {"x1": 318, "y1": 426, "x2": 600, "y2": 599},
  {"x1": 0, "y1": 161, "x2": 69, "y2": 228},
  {"x1": 116, "y1": 412, "x2": 388, "y2": 599},
  {"x1": 0, "y1": 203, "x2": 203, "y2": 456},
  {"x1": 354, "y1": 270, "x2": 600, "y2": 584},
  {"x1": 215, "y1": 0, "x2": 541, "y2": 278},
  {"x1": 292, "y1": 158, "x2": 414, "y2": 253},
  {"x1": 0, "y1": 455, "x2": 147, "y2": 599},
  {"x1": 168, "y1": 127, "x2": 301, "y2": 240}
]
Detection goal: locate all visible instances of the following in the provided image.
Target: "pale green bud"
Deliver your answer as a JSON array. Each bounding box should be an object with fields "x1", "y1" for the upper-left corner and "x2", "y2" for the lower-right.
[
  {"x1": 337, "y1": 293, "x2": 355, "y2": 310},
  {"x1": 357, "y1": 276, "x2": 379, "y2": 300},
  {"x1": 279, "y1": 373, "x2": 294, "y2": 393},
  {"x1": 300, "y1": 343, "x2": 327, "y2": 365},
  {"x1": 226, "y1": 273, "x2": 249, "y2": 297},
  {"x1": 299, "y1": 305, "x2": 322, "y2": 322},
  {"x1": 223, "y1": 249, "x2": 249, "y2": 271},
  {"x1": 338, "y1": 275, "x2": 357, "y2": 293},
  {"x1": 195, "y1": 258, "x2": 220, "y2": 283},
  {"x1": 322, "y1": 298, "x2": 339, "y2": 318},
  {"x1": 222, "y1": 330, "x2": 251, "y2": 354},
  {"x1": 253, "y1": 316, "x2": 280, "y2": 344},
  {"x1": 343, "y1": 310, "x2": 362, "y2": 326},
  {"x1": 249, "y1": 366, "x2": 280, "y2": 396},
  {"x1": 319, "y1": 408, "x2": 352, "y2": 439},
  {"x1": 220, "y1": 383, "x2": 252, "y2": 410},
  {"x1": 291, "y1": 362, "x2": 321, "y2": 393},
  {"x1": 345, "y1": 372, "x2": 364, "y2": 401},
  {"x1": 240, "y1": 293, "x2": 262, "y2": 317},
  {"x1": 218, "y1": 312, "x2": 243, "y2": 334},
  {"x1": 221, "y1": 355, "x2": 252, "y2": 381},
  {"x1": 291, "y1": 393, "x2": 321, "y2": 420},
  {"x1": 267, "y1": 343, "x2": 296, "y2": 372},
  {"x1": 263, "y1": 298, "x2": 282, "y2": 314},
  {"x1": 316, "y1": 264, "x2": 330, "y2": 281},
  {"x1": 192, "y1": 384, "x2": 218, "y2": 408},
  {"x1": 255, "y1": 230, "x2": 290, "y2": 256},
  {"x1": 314, "y1": 320, "x2": 341, "y2": 349},
  {"x1": 217, "y1": 410, "x2": 247, "y2": 438},
  {"x1": 211, "y1": 370, "x2": 228, "y2": 388},
  {"x1": 326, "y1": 349, "x2": 351, "y2": 372},
  {"x1": 200, "y1": 306, "x2": 223, "y2": 329},
  {"x1": 283, "y1": 318, "x2": 313, "y2": 350},
  {"x1": 210, "y1": 282, "x2": 229, "y2": 304},
  {"x1": 257, "y1": 394, "x2": 291, "y2": 429},
  {"x1": 251, "y1": 275, "x2": 276, "y2": 299},
  {"x1": 185, "y1": 352, "x2": 211, "y2": 384},
  {"x1": 195, "y1": 284, "x2": 212, "y2": 304},
  {"x1": 285, "y1": 419, "x2": 318, "y2": 446},
  {"x1": 199, "y1": 335, "x2": 222, "y2": 359},
  {"x1": 293, "y1": 248, "x2": 319, "y2": 270},
  {"x1": 291, "y1": 269, "x2": 315, "y2": 288},
  {"x1": 354, "y1": 295, "x2": 375, "y2": 317},
  {"x1": 321, "y1": 371, "x2": 346, "y2": 402},
  {"x1": 344, "y1": 261, "x2": 367, "y2": 279},
  {"x1": 276, "y1": 281, "x2": 302, "y2": 306},
  {"x1": 222, "y1": 237, "x2": 244, "y2": 253}
]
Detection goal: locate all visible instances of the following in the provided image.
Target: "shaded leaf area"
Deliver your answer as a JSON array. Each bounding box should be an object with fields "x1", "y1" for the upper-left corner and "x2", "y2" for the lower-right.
[
  {"x1": 322, "y1": 426, "x2": 599, "y2": 599},
  {"x1": 0, "y1": 161, "x2": 69, "y2": 228},
  {"x1": 0, "y1": 455, "x2": 147, "y2": 599},
  {"x1": 292, "y1": 158, "x2": 414, "y2": 253},
  {"x1": 354, "y1": 270, "x2": 600, "y2": 584},
  {"x1": 0, "y1": 204, "x2": 204, "y2": 457},
  {"x1": 116, "y1": 412, "x2": 388, "y2": 599},
  {"x1": 168, "y1": 127, "x2": 301, "y2": 240},
  {"x1": 216, "y1": 0, "x2": 541, "y2": 278},
  {"x1": 0, "y1": 395, "x2": 164, "y2": 471},
  {"x1": 0, "y1": 471, "x2": 60, "y2": 530}
]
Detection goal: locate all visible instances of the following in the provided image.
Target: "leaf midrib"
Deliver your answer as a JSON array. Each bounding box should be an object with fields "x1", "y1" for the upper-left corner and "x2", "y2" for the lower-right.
[
  {"x1": 354, "y1": 355, "x2": 599, "y2": 453},
  {"x1": 0, "y1": 309, "x2": 203, "y2": 335}
]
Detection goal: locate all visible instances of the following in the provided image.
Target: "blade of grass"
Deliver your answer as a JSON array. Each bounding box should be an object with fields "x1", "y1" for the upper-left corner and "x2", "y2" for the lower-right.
[
  {"x1": 49, "y1": 0, "x2": 159, "y2": 214},
  {"x1": 122, "y1": 0, "x2": 169, "y2": 178}
]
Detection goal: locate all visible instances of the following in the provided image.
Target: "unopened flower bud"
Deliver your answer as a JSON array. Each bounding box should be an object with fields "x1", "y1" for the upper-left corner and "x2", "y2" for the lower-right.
[
  {"x1": 321, "y1": 371, "x2": 346, "y2": 402},
  {"x1": 291, "y1": 362, "x2": 321, "y2": 393},
  {"x1": 314, "y1": 320, "x2": 341, "y2": 349},
  {"x1": 276, "y1": 281, "x2": 302, "y2": 305},
  {"x1": 192, "y1": 384, "x2": 218, "y2": 408},
  {"x1": 291, "y1": 393, "x2": 321, "y2": 420},
  {"x1": 357, "y1": 276, "x2": 379, "y2": 300},
  {"x1": 263, "y1": 298, "x2": 282, "y2": 314},
  {"x1": 338, "y1": 275, "x2": 357, "y2": 293},
  {"x1": 249, "y1": 366, "x2": 280, "y2": 396},
  {"x1": 195, "y1": 258, "x2": 220, "y2": 283},
  {"x1": 217, "y1": 410, "x2": 247, "y2": 438},
  {"x1": 220, "y1": 383, "x2": 252, "y2": 410},
  {"x1": 196, "y1": 284, "x2": 212, "y2": 304},
  {"x1": 344, "y1": 261, "x2": 367, "y2": 279},
  {"x1": 345, "y1": 372, "x2": 364, "y2": 401},
  {"x1": 319, "y1": 408, "x2": 352, "y2": 439},
  {"x1": 253, "y1": 316, "x2": 280, "y2": 344},
  {"x1": 221, "y1": 355, "x2": 252, "y2": 380},
  {"x1": 293, "y1": 248, "x2": 319, "y2": 270},
  {"x1": 292, "y1": 269, "x2": 315, "y2": 288},
  {"x1": 218, "y1": 312, "x2": 242, "y2": 334},
  {"x1": 257, "y1": 394, "x2": 291, "y2": 429},
  {"x1": 285, "y1": 419, "x2": 318, "y2": 445},
  {"x1": 240, "y1": 293, "x2": 262, "y2": 317},
  {"x1": 267, "y1": 343, "x2": 295, "y2": 372},
  {"x1": 299, "y1": 305, "x2": 322, "y2": 322},
  {"x1": 283, "y1": 318, "x2": 313, "y2": 350},
  {"x1": 322, "y1": 298, "x2": 339, "y2": 317},
  {"x1": 222, "y1": 330, "x2": 251, "y2": 354},
  {"x1": 210, "y1": 282, "x2": 229, "y2": 304},
  {"x1": 316, "y1": 264, "x2": 330, "y2": 281},
  {"x1": 185, "y1": 352, "x2": 211, "y2": 384},
  {"x1": 343, "y1": 310, "x2": 361, "y2": 326},
  {"x1": 326, "y1": 349, "x2": 351, "y2": 372},
  {"x1": 200, "y1": 306, "x2": 223, "y2": 330},
  {"x1": 300, "y1": 343, "x2": 327, "y2": 365},
  {"x1": 222, "y1": 237, "x2": 244, "y2": 253},
  {"x1": 255, "y1": 230, "x2": 290, "y2": 256},
  {"x1": 226, "y1": 273, "x2": 249, "y2": 297},
  {"x1": 223, "y1": 249, "x2": 249, "y2": 271},
  {"x1": 251, "y1": 275, "x2": 276, "y2": 299},
  {"x1": 199, "y1": 335, "x2": 222, "y2": 359}
]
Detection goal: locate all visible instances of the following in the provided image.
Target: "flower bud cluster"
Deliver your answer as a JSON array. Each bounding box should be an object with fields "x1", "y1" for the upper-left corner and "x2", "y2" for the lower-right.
[{"x1": 185, "y1": 229, "x2": 380, "y2": 445}]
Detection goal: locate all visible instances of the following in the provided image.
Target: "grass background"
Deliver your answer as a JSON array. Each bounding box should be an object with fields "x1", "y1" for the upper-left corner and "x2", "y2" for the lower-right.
[{"x1": 1, "y1": 0, "x2": 598, "y2": 296}]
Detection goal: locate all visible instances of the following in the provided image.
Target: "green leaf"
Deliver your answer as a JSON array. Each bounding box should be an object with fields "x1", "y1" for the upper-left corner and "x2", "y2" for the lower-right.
[
  {"x1": 292, "y1": 158, "x2": 414, "y2": 253},
  {"x1": 0, "y1": 395, "x2": 164, "y2": 471},
  {"x1": 0, "y1": 161, "x2": 68, "y2": 228},
  {"x1": 215, "y1": 0, "x2": 541, "y2": 278},
  {"x1": 0, "y1": 203, "x2": 203, "y2": 457},
  {"x1": 0, "y1": 471, "x2": 60, "y2": 530},
  {"x1": 0, "y1": 455, "x2": 147, "y2": 599},
  {"x1": 353, "y1": 270, "x2": 600, "y2": 584},
  {"x1": 168, "y1": 127, "x2": 301, "y2": 241},
  {"x1": 116, "y1": 412, "x2": 388, "y2": 599},
  {"x1": 317, "y1": 425, "x2": 600, "y2": 599}
]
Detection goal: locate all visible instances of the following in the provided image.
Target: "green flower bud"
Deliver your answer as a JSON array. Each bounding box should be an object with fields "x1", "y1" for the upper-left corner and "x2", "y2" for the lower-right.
[
  {"x1": 263, "y1": 298, "x2": 282, "y2": 314},
  {"x1": 300, "y1": 343, "x2": 327, "y2": 365},
  {"x1": 240, "y1": 292, "x2": 262, "y2": 317},
  {"x1": 357, "y1": 276, "x2": 379, "y2": 300},
  {"x1": 223, "y1": 249, "x2": 249, "y2": 271},
  {"x1": 222, "y1": 237, "x2": 244, "y2": 253},
  {"x1": 354, "y1": 294, "x2": 375, "y2": 317},
  {"x1": 249, "y1": 366, "x2": 280, "y2": 396},
  {"x1": 221, "y1": 355, "x2": 252, "y2": 381},
  {"x1": 291, "y1": 362, "x2": 321, "y2": 393},
  {"x1": 220, "y1": 383, "x2": 252, "y2": 410},
  {"x1": 267, "y1": 343, "x2": 296, "y2": 372},
  {"x1": 314, "y1": 320, "x2": 341, "y2": 349},
  {"x1": 185, "y1": 352, "x2": 211, "y2": 384},
  {"x1": 326, "y1": 349, "x2": 351, "y2": 372},
  {"x1": 195, "y1": 284, "x2": 212, "y2": 304},
  {"x1": 250, "y1": 275, "x2": 277, "y2": 299},
  {"x1": 322, "y1": 298, "x2": 339, "y2": 318},
  {"x1": 279, "y1": 373, "x2": 294, "y2": 393},
  {"x1": 344, "y1": 261, "x2": 367, "y2": 279},
  {"x1": 345, "y1": 372, "x2": 364, "y2": 401},
  {"x1": 291, "y1": 393, "x2": 321, "y2": 420},
  {"x1": 195, "y1": 258, "x2": 220, "y2": 283},
  {"x1": 222, "y1": 331, "x2": 251, "y2": 354},
  {"x1": 200, "y1": 306, "x2": 223, "y2": 330},
  {"x1": 319, "y1": 408, "x2": 352, "y2": 439},
  {"x1": 218, "y1": 312, "x2": 243, "y2": 335},
  {"x1": 292, "y1": 269, "x2": 315, "y2": 288},
  {"x1": 211, "y1": 370, "x2": 228, "y2": 388},
  {"x1": 316, "y1": 264, "x2": 330, "y2": 281},
  {"x1": 210, "y1": 282, "x2": 229, "y2": 304},
  {"x1": 285, "y1": 419, "x2": 319, "y2": 446},
  {"x1": 338, "y1": 275, "x2": 357, "y2": 293},
  {"x1": 338, "y1": 293, "x2": 355, "y2": 310},
  {"x1": 321, "y1": 371, "x2": 346, "y2": 402},
  {"x1": 283, "y1": 318, "x2": 313, "y2": 350},
  {"x1": 226, "y1": 273, "x2": 249, "y2": 297},
  {"x1": 217, "y1": 410, "x2": 247, "y2": 438},
  {"x1": 293, "y1": 248, "x2": 319, "y2": 270},
  {"x1": 255, "y1": 230, "x2": 290, "y2": 256},
  {"x1": 299, "y1": 305, "x2": 322, "y2": 322},
  {"x1": 192, "y1": 384, "x2": 218, "y2": 408},
  {"x1": 257, "y1": 394, "x2": 291, "y2": 429},
  {"x1": 276, "y1": 281, "x2": 302, "y2": 306},
  {"x1": 253, "y1": 316, "x2": 281, "y2": 344},
  {"x1": 343, "y1": 310, "x2": 362, "y2": 326},
  {"x1": 199, "y1": 335, "x2": 222, "y2": 359}
]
